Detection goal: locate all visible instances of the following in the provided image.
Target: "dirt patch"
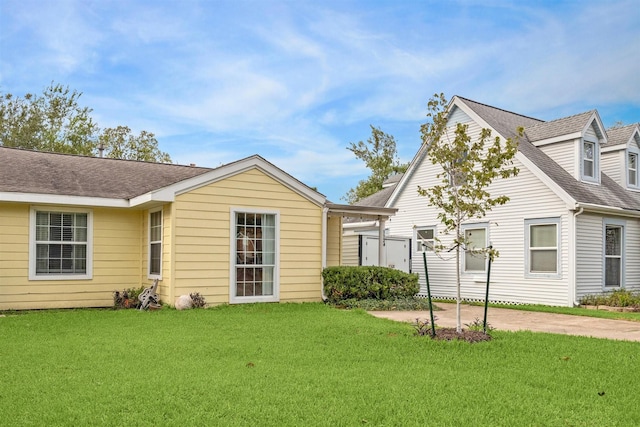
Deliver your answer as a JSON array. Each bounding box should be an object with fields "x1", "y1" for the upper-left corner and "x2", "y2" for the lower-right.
[{"x1": 428, "y1": 328, "x2": 492, "y2": 343}]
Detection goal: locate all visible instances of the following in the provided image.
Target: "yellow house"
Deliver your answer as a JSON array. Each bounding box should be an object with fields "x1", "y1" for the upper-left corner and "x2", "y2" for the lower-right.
[{"x1": 0, "y1": 147, "x2": 396, "y2": 310}]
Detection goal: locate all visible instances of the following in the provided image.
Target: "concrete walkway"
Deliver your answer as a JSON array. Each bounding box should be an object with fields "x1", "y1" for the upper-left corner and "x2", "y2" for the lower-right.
[{"x1": 369, "y1": 303, "x2": 640, "y2": 342}]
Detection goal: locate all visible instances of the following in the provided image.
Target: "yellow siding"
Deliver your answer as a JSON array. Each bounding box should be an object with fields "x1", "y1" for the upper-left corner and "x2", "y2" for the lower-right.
[
  {"x1": 326, "y1": 215, "x2": 342, "y2": 266},
  {"x1": 173, "y1": 169, "x2": 323, "y2": 305},
  {"x1": 0, "y1": 203, "x2": 143, "y2": 310}
]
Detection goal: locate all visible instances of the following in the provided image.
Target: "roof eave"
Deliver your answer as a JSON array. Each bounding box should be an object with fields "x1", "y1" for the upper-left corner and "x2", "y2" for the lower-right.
[{"x1": 0, "y1": 192, "x2": 129, "y2": 208}]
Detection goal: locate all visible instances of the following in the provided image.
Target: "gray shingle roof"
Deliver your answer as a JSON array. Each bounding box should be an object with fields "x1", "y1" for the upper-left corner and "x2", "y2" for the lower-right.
[
  {"x1": 457, "y1": 97, "x2": 640, "y2": 212},
  {"x1": 525, "y1": 110, "x2": 596, "y2": 142},
  {"x1": 0, "y1": 147, "x2": 213, "y2": 199},
  {"x1": 603, "y1": 124, "x2": 640, "y2": 148}
]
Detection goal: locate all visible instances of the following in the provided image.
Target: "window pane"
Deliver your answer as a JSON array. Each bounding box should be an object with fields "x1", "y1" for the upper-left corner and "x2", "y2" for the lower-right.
[
  {"x1": 531, "y1": 250, "x2": 557, "y2": 272},
  {"x1": 36, "y1": 225, "x2": 49, "y2": 241},
  {"x1": 36, "y1": 212, "x2": 49, "y2": 226},
  {"x1": 605, "y1": 258, "x2": 621, "y2": 287},
  {"x1": 605, "y1": 227, "x2": 621, "y2": 256},
  {"x1": 50, "y1": 213, "x2": 62, "y2": 226},
  {"x1": 150, "y1": 243, "x2": 161, "y2": 275},
  {"x1": 584, "y1": 142, "x2": 594, "y2": 160},
  {"x1": 531, "y1": 224, "x2": 556, "y2": 247}
]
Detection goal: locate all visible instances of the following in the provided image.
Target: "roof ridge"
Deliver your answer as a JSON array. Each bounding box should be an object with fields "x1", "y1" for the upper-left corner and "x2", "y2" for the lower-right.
[
  {"x1": 0, "y1": 145, "x2": 212, "y2": 170},
  {"x1": 455, "y1": 95, "x2": 544, "y2": 124},
  {"x1": 527, "y1": 109, "x2": 597, "y2": 129}
]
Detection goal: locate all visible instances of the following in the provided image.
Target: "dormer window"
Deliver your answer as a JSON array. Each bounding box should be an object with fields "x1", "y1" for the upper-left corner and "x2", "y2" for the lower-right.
[
  {"x1": 628, "y1": 152, "x2": 638, "y2": 188},
  {"x1": 583, "y1": 141, "x2": 595, "y2": 177},
  {"x1": 581, "y1": 138, "x2": 599, "y2": 183}
]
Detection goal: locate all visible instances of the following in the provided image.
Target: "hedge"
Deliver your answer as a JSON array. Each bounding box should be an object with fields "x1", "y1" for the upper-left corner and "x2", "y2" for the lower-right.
[{"x1": 322, "y1": 266, "x2": 419, "y2": 303}]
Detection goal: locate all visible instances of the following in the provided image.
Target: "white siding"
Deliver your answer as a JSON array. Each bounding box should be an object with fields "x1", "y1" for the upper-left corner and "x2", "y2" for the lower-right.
[
  {"x1": 538, "y1": 139, "x2": 578, "y2": 178},
  {"x1": 601, "y1": 150, "x2": 623, "y2": 186},
  {"x1": 388, "y1": 117, "x2": 573, "y2": 306},
  {"x1": 342, "y1": 234, "x2": 360, "y2": 266},
  {"x1": 575, "y1": 214, "x2": 640, "y2": 300}
]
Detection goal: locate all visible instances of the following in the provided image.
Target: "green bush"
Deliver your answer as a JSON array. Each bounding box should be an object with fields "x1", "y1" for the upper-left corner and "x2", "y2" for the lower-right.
[
  {"x1": 322, "y1": 266, "x2": 419, "y2": 304},
  {"x1": 333, "y1": 297, "x2": 436, "y2": 311},
  {"x1": 579, "y1": 289, "x2": 640, "y2": 308}
]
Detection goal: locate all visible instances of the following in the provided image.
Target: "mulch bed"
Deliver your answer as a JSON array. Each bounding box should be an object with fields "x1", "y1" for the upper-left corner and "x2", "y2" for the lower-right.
[{"x1": 428, "y1": 328, "x2": 492, "y2": 343}]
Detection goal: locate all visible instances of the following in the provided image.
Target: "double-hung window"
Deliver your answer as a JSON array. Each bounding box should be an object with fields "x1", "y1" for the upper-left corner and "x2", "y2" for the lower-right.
[
  {"x1": 628, "y1": 152, "x2": 638, "y2": 188},
  {"x1": 525, "y1": 218, "x2": 560, "y2": 277},
  {"x1": 30, "y1": 208, "x2": 92, "y2": 280},
  {"x1": 604, "y1": 221, "x2": 624, "y2": 288},
  {"x1": 148, "y1": 209, "x2": 162, "y2": 278},
  {"x1": 415, "y1": 227, "x2": 435, "y2": 252},
  {"x1": 463, "y1": 225, "x2": 487, "y2": 273},
  {"x1": 582, "y1": 139, "x2": 599, "y2": 182},
  {"x1": 231, "y1": 209, "x2": 279, "y2": 303}
]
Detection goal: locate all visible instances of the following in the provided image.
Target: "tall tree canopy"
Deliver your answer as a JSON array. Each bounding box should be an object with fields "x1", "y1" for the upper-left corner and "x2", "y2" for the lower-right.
[
  {"x1": 418, "y1": 93, "x2": 521, "y2": 331},
  {"x1": 0, "y1": 82, "x2": 171, "y2": 163},
  {"x1": 344, "y1": 125, "x2": 408, "y2": 204}
]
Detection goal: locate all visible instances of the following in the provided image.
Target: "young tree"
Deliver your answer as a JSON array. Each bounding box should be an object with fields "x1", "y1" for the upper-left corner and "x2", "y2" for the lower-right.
[
  {"x1": 344, "y1": 125, "x2": 408, "y2": 204},
  {"x1": 0, "y1": 82, "x2": 171, "y2": 162},
  {"x1": 418, "y1": 93, "x2": 521, "y2": 332}
]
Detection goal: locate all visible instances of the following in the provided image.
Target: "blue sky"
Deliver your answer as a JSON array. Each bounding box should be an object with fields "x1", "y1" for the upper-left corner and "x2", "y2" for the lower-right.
[{"x1": 1, "y1": 0, "x2": 639, "y2": 202}]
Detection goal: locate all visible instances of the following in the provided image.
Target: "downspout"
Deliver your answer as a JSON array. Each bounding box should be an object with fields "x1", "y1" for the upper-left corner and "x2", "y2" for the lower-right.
[
  {"x1": 570, "y1": 205, "x2": 584, "y2": 306},
  {"x1": 378, "y1": 216, "x2": 386, "y2": 267},
  {"x1": 321, "y1": 207, "x2": 328, "y2": 301}
]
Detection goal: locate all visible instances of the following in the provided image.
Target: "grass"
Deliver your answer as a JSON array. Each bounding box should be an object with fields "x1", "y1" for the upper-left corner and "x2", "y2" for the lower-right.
[{"x1": 2, "y1": 303, "x2": 640, "y2": 426}]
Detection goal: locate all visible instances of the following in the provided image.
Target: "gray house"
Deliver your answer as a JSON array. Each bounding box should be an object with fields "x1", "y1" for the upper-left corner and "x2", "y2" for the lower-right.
[{"x1": 365, "y1": 96, "x2": 640, "y2": 306}]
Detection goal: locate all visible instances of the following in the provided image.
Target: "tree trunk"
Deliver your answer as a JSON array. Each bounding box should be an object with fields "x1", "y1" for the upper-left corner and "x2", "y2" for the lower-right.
[{"x1": 456, "y1": 223, "x2": 462, "y2": 332}]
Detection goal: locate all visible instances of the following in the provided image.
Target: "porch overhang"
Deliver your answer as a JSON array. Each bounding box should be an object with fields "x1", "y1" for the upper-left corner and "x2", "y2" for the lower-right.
[{"x1": 324, "y1": 202, "x2": 398, "y2": 220}]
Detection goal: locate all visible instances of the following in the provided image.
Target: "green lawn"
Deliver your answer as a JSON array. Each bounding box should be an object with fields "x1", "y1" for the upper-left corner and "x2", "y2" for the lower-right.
[{"x1": 2, "y1": 303, "x2": 639, "y2": 426}]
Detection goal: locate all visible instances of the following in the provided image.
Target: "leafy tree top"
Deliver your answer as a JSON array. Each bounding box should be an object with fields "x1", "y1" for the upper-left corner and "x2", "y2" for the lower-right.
[{"x1": 344, "y1": 125, "x2": 408, "y2": 204}]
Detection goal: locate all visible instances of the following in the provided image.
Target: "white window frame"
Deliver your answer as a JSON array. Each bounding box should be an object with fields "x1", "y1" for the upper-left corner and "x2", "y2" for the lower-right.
[
  {"x1": 29, "y1": 206, "x2": 93, "y2": 281},
  {"x1": 229, "y1": 207, "x2": 280, "y2": 304},
  {"x1": 461, "y1": 223, "x2": 488, "y2": 273},
  {"x1": 603, "y1": 219, "x2": 625, "y2": 289},
  {"x1": 414, "y1": 226, "x2": 436, "y2": 253},
  {"x1": 524, "y1": 218, "x2": 561, "y2": 279},
  {"x1": 581, "y1": 138, "x2": 599, "y2": 183},
  {"x1": 627, "y1": 151, "x2": 639, "y2": 189},
  {"x1": 148, "y1": 208, "x2": 163, "y2": 279}
]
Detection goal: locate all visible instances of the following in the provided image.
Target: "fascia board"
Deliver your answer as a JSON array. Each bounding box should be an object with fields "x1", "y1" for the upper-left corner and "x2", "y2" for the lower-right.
[
  {"x1": 601, "y1": 144, "x2": 625, "y2": 153},
  {"x1": 583, "y1": 111, "x2": 607, "y2": 143},
  {"x1": 579, "y1": 203, "x2": 640, "y2": 218},
  {"x1": 531, "y1": 132, "x2": 582, "y2": 146},
  {"x1": 0, "y1": 192, "x2": 129, "y2": 208},
  {"x1": 386, "y1": 144, "x2": 428, "y2": 207}
]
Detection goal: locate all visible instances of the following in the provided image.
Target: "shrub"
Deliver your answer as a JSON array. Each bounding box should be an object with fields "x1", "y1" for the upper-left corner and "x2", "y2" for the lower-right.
[
  {"x1": 113, "y1": 286, "x2": 145, "y2": 309},
  {"x1": 189, "y1": 292, "x2": 207, "y2": 308},
  {"x1": 579, "y1": 289, "x2": 640, "y2": 308},
  {"x1": 322, "y1": 266, "x2": 419, "y2": 304},
  {"x1": 333, "y1": 297, "x2": 437, "y2": 311}
]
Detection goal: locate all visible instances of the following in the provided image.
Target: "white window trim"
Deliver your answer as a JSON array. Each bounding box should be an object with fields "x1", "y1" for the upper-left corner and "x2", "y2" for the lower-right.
[
  {"x1": 461, "y1": 223, "x2": 488, "y2": 274},
  {"x1": 627, "y1": 150, "x2": 639, "y2": 189},
  {"x1": 148, "y1": 208, "x2": 163, "y2": 280},
  {"x1": 603, "y1": 218, "x2": 625, "y2": 289},
  {"x1": 29, "y1": 206, "x2": 93, "y2": 281},
  {"x1": 581, "y1": 137, "x2": 600, "y2": 183},
  {"x1": 414, "y1": 226, "x2": 436, "y2": 253},
  {"x1": 229, "y1": 207, "x2": 280, "y2": 304},
  {"x1": 524, "y1": 218, "x2": 561, "y2": 279}
]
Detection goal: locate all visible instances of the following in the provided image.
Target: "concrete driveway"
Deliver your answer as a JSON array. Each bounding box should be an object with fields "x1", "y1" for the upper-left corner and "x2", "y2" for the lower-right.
[{"x1": 369, "y1": 302, "x2": 640, "y2": 342}]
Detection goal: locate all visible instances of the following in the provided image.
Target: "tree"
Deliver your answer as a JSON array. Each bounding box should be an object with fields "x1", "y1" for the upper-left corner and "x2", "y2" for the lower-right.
[
  {"x1": 344, "y1": 125, "x2": 408, "y2": 204},
  {"x1": 0, "y1": 82, "x2": 98, "y2": 155},
  {"x1": 98, "y1": 126, "x2": 171, "y2": 163},
  {"x1": 418, "y1": 93, "x2": 521, "y2": 332},
  {"x1": 0, "y1": 82, "x2": 171, "y2": 162}
]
